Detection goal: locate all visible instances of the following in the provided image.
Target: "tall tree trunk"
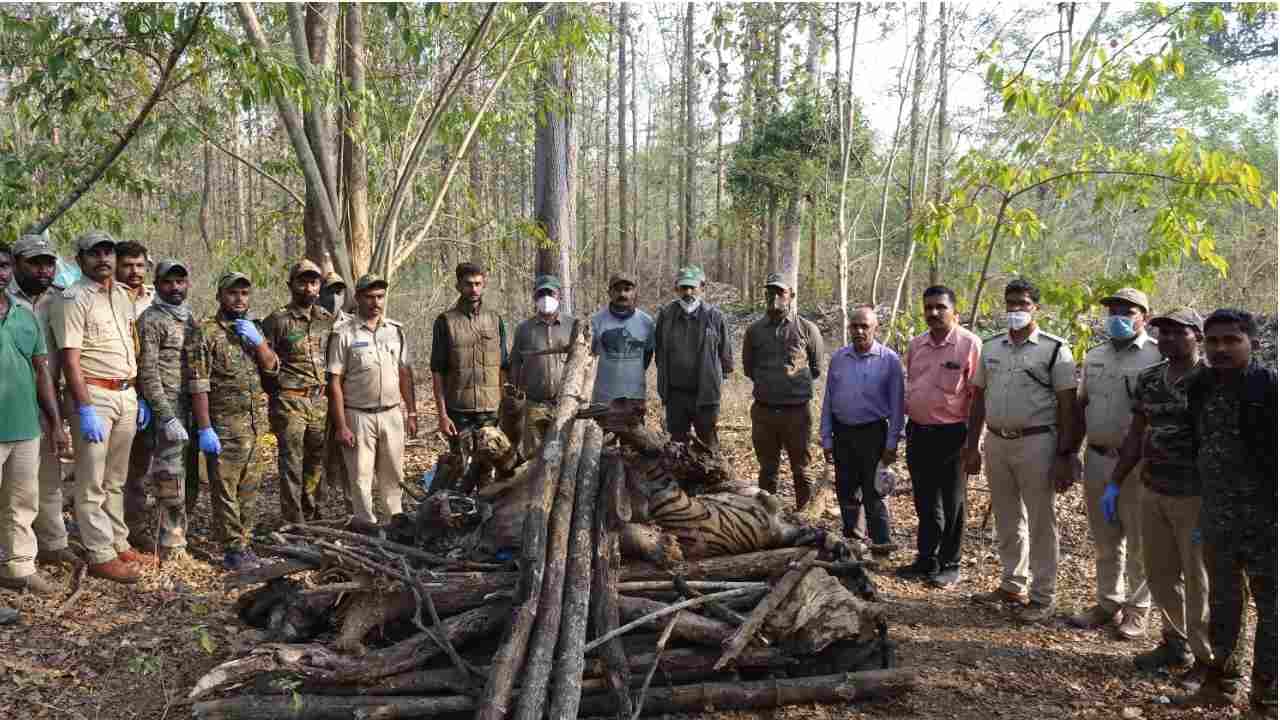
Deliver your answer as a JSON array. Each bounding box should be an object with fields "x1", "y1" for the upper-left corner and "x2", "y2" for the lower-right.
[
  {"x1": 804, "y1": 5, "x2": 820, "y2": 297},
  {"x1": 300, "y1": 3, "x2": 339, "y2": 263},
  {"x1": 682, "y1": 2, "x2": 696, "y2": 266},
  {"x1": 199, "y1": 141, "x2": 213, "y2": 253},
  {"x1": 617, "y1": 4, "x2": 630, "y2": 275},
  {"x1": 930, "y1": 2, "x2": 949, "y2": 286},
  {"x1": 603, "y1": 6, "x2": 613, "y2": 284},
  {"x1": 904, "y1": 3, "x2": 927, "y2": 257},
  {"x1": 714, "y1": 3, "x2": 726, "y2": 282},
  {"x1": 779, "y1": 193, "x2": 804, "y2": 294},
  {"x1": 631, "y1": 23, "x2": 639, "y2": 272},
  {"x1": 835, "y1": 2, "x2": 862, "y2": 346},
  {"x1": 342, "y1": 3, "x2": 371, "y2": 278},
  {"x1": 533, "y1": 6, "x2": 575, "y2": 315}
]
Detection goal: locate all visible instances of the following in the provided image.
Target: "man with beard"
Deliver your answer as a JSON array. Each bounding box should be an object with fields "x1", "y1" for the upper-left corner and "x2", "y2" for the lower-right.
[
  {"x1": 5, "y1": 234, "x2": 77, "y2": 568},
  {"x1": 329, "y1": 274, "x2": 416, "y2": 524},
  {"x1": 262, "y1": 260, "x2": 335, "y2": 523},
  {"x1": 136, "y1": 260, "x2": 197, "y2": 561},
  {"x1": 591, "y1": 272, "x2": 655, "y2": 413},
  {"x1": 742, "y1": 273, "x2": 824, "y2": 511},
  {"x1": 50, "y1": 231, "x2": 148, "y2": 583},
  {"x1": 115, "y1": 241, "x2": 157, "y2": 550},
  {"x1": 186, "y1": 271, "x2": 279, "y2": 571},
  {"x1": 654, "y1": 266, "x2": 732, "y2": 450},
  {"x1": 0, "y1": 242, "x2": 68, "y2": 600}
]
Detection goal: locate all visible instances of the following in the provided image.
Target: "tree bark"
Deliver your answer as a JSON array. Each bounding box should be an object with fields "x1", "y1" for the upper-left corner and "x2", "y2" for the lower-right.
[
  {"x1": 590, "y1": 452, "x2": 632, "y2": 717},
  {"x1": 342, "y1": 3, "x2": 371, "y2": 277},
  {"x1": 931, "y1": 2, "x2": 949, "y2": 286},
  {"x1": 199, "y1": 141, "x2": 213, "y2": 253},
  {"x1": 618, "y1": 595, "x2": 736, "y2": 646},
  {"x1": 547, "y1": 423, "x2": 605, "y2": 720},
  {"x1": 714, "y1": 4, "x2": 726, "y2": 281},
  {"x1": 621, "y1": 547, "x2": 811, "y2": 581},
  {"x1": 714, "y1": 549, "x2": 818, "y2": 670},
  {"x1": 683, "y1": 2, "x2": 697, "y2": 265},
  {"x1": 475, "y1": 321, "x2": 594, "y2": 720},
  {"x1": 533, "y1": 4, "x2": 575, "y2": 313},
  {"x1": 617, "y1": 3, "x2": 630, "y2": 275},
  {"x1": 603, "y1": 6, "x2": 614, "y2": 284}
]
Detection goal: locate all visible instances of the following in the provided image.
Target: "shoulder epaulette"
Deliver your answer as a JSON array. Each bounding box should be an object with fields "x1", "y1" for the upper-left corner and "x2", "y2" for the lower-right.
[
  {"x1": 61, "y1": 287, "x2": 77, "y2": 299},
  {"x1": 1038, "y1": 330, "x2": 1068, "y2": 344},
  {"x1": 385, "y1": 318, "x2": 404, "y2": 328},
  {"x1": 981, "y1": 333, "x2": 1005, "y2": 344}
]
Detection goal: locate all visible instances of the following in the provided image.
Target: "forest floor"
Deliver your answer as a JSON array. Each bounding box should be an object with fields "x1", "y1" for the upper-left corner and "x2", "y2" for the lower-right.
[{"x1": 0, "y1": 335, "x2": 1262, "y2": 720}]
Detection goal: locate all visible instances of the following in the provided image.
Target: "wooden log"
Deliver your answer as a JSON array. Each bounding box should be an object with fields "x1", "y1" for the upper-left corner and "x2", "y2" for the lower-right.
[
  {"x1": 224, "y1": 557, "x2": 319, "y2": 589},
  {"x1": 575, "y1": 668, "x2": 919, "y2": 716},
  {"x1": 192, "y1": 694, "x2": 476, "y2": 719},
  {"x1": 616, "y1": 580, "x2": 765, "y2": 593},
  {"x1": 547, "y1": 423, "x2": 605, "y2": 720},
  {"x1": 475, "y1": 319, "x2": 593, "y2": 720},
  {"x1": 334, "y1": 572, "x2": 519, "y2": 652},
  {"x1": 590, "y1": 451, "x2": 632, "y2": 717},
  {"x1": 621, "y1": 547, "x2": 810, "y2": 581},
  {"x1": 631, "y1": 613, "x2": 680, "y2": 720},
  {"x1": 714, "y1": 549, "x2": 819, "y2": 671},
  {"x1": 513, "y1": 418, "x2": 588, "y2": 720},
  {"x1": 586, "y1": 588, "x2": 761, "y2": 653},
  {"x1": 617, "y1": 595, "x2": 735, "y2": 646}
]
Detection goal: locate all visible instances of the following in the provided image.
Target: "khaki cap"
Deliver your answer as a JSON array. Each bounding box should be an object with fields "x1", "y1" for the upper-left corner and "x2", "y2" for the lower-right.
[
  {"x1": 1150, "y1": 307, "x2": 1204, "y2": 333},
  {"x1": 154, "y1": 259, "x2": 189, "y2": 279},
  {"x1": 1099, "y1": 287, "x2": 1150, "y2": 313},
  {"x1": 608, "y1": 272, "x2": 637, "y2": 289},
  {"x1": 355, "y1": 273, "x2": 388, "y2": 292},
  {"x1": 289, "y1": 259, "x2": 324, "y2": 281},
  {"x1": 217, "y1": 271, "x2": 252, "y2": 291},
  {"x1": 75, "y1": 230, "x2": 116, "y2": 253},
  {"x1": 763, "y1": 272, "x2": 791, "y2": 292},
  {"x1": 323, "y1": 271, "x2": 346, "y2": 290},
  {"x1": 12, "y1": 234, "x2": 56, "y2": 260}
]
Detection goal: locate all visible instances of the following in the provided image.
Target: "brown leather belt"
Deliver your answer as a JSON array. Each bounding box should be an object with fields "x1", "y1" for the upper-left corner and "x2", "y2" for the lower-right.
[
  {"x1": 1088, "y1": 444, "x2": 1119, "y2": 457},
  {"x1": 85, "y1": 377, "x2": 135, "y2": 391},
  {"x1": 989, "y1": 425, "x2": 1052, "y2": 440},
  {"x1": 280, "y1": 386, "x2": 325, "y2": 398},
  {"x1": 347, "y1": 404, "x2": 400, "y2": 413}
]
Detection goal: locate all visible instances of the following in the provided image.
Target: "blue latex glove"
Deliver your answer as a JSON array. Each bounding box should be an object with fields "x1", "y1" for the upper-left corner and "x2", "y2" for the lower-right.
[
  {"x1": 231, "y1": 319, "x2": 264, "y2": 347},
  {"x1": 77, "y1": 405, "x2": 106, "y2": 443},
  {"x1": 1190, "y1": 527, "x2": 1202, "y2": 545},
  {"x1": 1101, "y1": 482, "x2": 1122, "y2": 524},
  {"x1": 137, "y1": 398, "x2": 151, "y2": 430},
  {"x1": 198, "y1": 427, "x2": 222, "y2": 455}
]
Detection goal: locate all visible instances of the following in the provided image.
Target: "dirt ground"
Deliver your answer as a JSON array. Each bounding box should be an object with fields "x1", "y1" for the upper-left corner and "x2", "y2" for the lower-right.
[{"x1": 0, "y1": 366, "x2": 1258, "y2": 720}]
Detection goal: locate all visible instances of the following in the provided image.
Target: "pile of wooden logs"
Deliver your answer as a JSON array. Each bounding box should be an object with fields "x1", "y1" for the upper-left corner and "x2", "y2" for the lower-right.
[{"x1": 189, "y1": 321, "x2": 914, "y2": 719}]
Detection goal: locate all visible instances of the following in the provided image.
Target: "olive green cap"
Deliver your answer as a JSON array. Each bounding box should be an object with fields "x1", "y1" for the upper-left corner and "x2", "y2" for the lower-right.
[
  {"x1": 355, "y1": 273, "x2": 388, "y2": 292},
  {"x1": 675, "y1": 266, "x2": 705, "y2": 288},
  {"x1": 217, "y1": 271, "x2": 252, "y2": 291},
  {"x1": 289, "y1": 259, "x2": 324, "y2": 281},
  {"x1": 534, "y1": 274, "x2": 561, "y2": 292},
  {"x1": 12, "y1": 234, "x2": 56, "y2": 260},
  {"x1": 75, "y1": 230, "x2": 116, "y2": 253},
  {"x1": 154, "y1": 259, "x2": 189, "y2": 280},
  {"x1": 1099, "y1": 287, "x2": 1150, "y2": 313},
  {"x1": 1150, "y1": 307, "x2": 1204, "y2": 332}
]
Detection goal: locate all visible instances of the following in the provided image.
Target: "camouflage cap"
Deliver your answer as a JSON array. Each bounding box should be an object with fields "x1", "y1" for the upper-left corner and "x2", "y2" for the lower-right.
[
  {"x1": 217, "y1": 271, "x2": 252, "y2": 291},
  {"x1": 154, "y1": 259, "x2": 189, "y2": 280},
  {"x1": 75, "y1": 230, "x2": 116, "y2": 253},
  {"x1": 1099, "y1": 287, "x2": 1150, "y2": 313},
  {"x1": 288, "y1": 258, "x2": 324, "y2": 281},
  {"x1": 763, "y1": 272, "x2": 791, "y2": 292},
  {"x1": 1150, "y1": 307, "x2": 1204, "y2": 333},
  {"x1": 323, "y1": 271, "x2": 346, "y2": 290},
  {"x1": 533, "y1": 274, "x2": 561, "y2": 291},
  {"x1": 675, "y1": 265, "x2": 705, "y2": 288},
  {"x1": 12, "y1": 234, "x2": 57, "y2": 260},
  {"x1": 608, "y1": 272, "x2": 637, "y2": 290},
  {"x1": 355, "y1": 273, "x2": 388, "y2": 292}
]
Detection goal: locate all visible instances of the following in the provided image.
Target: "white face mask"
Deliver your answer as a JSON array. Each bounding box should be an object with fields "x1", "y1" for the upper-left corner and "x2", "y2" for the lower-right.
[
  {"x1": 536, "y1": 295, "x2": 559, "y2": 315},
  {"x1": 679, "y1": 296, "x2": 701, "y2": 314},
  {"x1": 1006, "y1": 311, "x2": 1033, "y2": 331}
]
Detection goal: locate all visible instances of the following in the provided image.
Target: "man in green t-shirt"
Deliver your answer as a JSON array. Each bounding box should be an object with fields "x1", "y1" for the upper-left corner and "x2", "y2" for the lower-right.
[{"x1": 0, "y1": 244, "x2": 70, "y2": 604}]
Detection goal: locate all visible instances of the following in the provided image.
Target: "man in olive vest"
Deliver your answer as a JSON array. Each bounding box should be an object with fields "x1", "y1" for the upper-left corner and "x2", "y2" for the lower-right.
[{"x1": 430, "y1": 262, "x2": 508, "y2": 488}]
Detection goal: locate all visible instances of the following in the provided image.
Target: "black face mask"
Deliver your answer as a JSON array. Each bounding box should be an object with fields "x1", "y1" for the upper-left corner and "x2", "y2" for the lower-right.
[{"x1": 320, "y1": 288, "x2": 344, "y2": 314}]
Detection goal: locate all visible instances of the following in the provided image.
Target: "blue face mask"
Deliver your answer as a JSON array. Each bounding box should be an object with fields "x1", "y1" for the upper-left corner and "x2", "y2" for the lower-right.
[{"x1": 1106, "y1": 315, "x2": 1137, "y2": 340}]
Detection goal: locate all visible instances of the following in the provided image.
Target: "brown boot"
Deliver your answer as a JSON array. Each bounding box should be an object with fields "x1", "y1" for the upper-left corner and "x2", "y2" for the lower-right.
[
  {"x1": 88, "y1": 558, "x2": 141, "y2": 584},
  {"x1": 36, "y1": 547, "x2": 81, "y2": 567},
  {"x1": 117, "y1": 547, "x2": 156, "y2": 566}
]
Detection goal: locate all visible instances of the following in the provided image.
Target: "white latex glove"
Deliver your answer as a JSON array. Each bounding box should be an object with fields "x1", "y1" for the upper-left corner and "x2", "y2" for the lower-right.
[{"x1": 163, "y1": 417, "x2": 190, "y2": 443}]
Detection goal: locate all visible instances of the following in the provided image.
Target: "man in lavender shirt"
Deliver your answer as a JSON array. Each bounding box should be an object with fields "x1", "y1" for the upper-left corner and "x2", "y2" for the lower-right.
[{"x1": 821, "y1": 305, "x2": 905, "y2": 557}]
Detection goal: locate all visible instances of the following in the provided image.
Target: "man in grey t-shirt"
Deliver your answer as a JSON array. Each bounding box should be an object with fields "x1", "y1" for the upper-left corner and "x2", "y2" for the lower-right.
[{"x1": 591, "y1": 272, "x2": 654, "y2": 408}]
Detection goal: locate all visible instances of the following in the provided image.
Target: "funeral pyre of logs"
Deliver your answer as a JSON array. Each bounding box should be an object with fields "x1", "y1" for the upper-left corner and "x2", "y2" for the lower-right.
[{"x1": 189, "y1": 321, "x2": 915, "y2": 719}]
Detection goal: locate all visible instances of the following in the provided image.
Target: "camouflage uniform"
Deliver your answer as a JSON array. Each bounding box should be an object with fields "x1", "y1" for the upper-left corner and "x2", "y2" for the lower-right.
[
  {"x1": 1192, "y1": 366, "x2": 1277, "y2": 706},
  {"x1": 122, "y1": 284, "x2": 155, "y2": 540},
  {"x1": 137, "y1": 302, "x2": 197, "y2": 550},
  {"x1": 186, "y1": 312, "x2": 277, "y2": 551}
]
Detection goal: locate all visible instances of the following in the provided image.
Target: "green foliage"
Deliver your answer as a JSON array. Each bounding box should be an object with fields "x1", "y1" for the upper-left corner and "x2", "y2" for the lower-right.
[{"x1": 728, "y1": 99, "x2": 828, "y2": 211}]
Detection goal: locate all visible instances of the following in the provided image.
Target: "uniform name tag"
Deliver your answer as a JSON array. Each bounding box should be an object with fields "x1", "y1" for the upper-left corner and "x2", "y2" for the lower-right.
[{"x1": 352, "y1": 341, "x2": 370, "y2": 348}]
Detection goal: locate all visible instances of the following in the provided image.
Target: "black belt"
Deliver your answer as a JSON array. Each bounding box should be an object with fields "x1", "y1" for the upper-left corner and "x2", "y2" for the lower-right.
[
  {"x1": 908, "y1": 420, "x2": 966, "y2": 432},
  {"x1": 988, "y1": 425, "x2": 1052, "y2": 440},
  {"x1": 346, "y1": 404, "x2": 400, "y2": 413},
  {"x1": 835, "y1": 418, "x2": 887, "y2": 431},
  {"x1": 1088, "y1": 444, "x2": 1119, "y2": 457}
]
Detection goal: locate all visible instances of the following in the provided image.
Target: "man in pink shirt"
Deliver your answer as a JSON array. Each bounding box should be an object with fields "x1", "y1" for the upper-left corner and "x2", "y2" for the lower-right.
[{"x1": 898, "y1": 286, "x2": 981, "y2": 588}]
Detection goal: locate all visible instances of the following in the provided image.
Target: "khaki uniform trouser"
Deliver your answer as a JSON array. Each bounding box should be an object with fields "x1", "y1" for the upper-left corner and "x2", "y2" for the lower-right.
[
  {"x1": 1083, "y1": 448, "x2": 1150, "y2": 612},
  {"x1": 1142, "y1": 487, "x2": 1210, "y2": 662},
  {"x1": 70, "y1": 384, "x2": 138, "y2": 565},
  {"x1": 342, "y1": 407, "x2": 405, "y2": 525},
  {"x1": 0, "y1": 438, "x2": 41, "y2": 579},
  {"x1": 750, "y1": 402, "x2": 814, "y2": 510},
  {"x1": 985, "y1": 431, "x2": 1059, "y2": 605},
  {"x1": 33, "y1": 428, "x2": 68, "y2": 552}
]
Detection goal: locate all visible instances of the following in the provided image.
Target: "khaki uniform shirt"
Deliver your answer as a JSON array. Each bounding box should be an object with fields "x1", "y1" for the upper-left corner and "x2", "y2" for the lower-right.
[
  {"x1": 50, "y1": 278, "x2": 138, "y2": 380},
  {"x1": 327, "y1": 316, "x2": 409, "y2": 410},
  {"x1": 1079, "y1": 333, "x2": 1160, "y2": 448},
  {"x1": 262, "y1": 303, "x2": 336, "y2": 390},
  {"x1": 509, "y1": 314, "x2": 572, "y2": 404},
  {"x1": 124, "y1": 284, "x2": 155, "y2": 319},
  {"x1": 972, "y1": 328, "x2": 1075, "y2": 430}
]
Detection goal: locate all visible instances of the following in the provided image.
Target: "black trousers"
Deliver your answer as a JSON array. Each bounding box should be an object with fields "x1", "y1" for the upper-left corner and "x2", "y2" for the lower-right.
[
  {"x1": 905, "y1": 421, "x2": 968, "y2": 570},
  {"x1": 833, "y1": 419, "x2": 891, "y2": 545},
  {"x1": 664, "y1": 388, "x2": 720, "y2": 450}
]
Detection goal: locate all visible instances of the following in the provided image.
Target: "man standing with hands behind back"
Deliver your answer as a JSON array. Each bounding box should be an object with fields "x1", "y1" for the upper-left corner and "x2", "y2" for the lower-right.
[
  {"x1": 899, "y1": 286, "x2": 980, "y2": 587},
  {"x1": 965, "y1": 278, "x2": 1079, "y2": 624},
  {"x1": 654, "y1": 266, "x2": 732, "y2": 450},
  {"x1": 820, "y1": 305, "x2": 904, "y2": 558}
]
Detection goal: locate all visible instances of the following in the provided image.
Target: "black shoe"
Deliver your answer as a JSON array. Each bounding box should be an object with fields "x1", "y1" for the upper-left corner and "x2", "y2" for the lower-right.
[
  {"x1": 929, "y1": 565, "x2": 962, "y2": 588},
  {"x1": 895, "y1": 559, "x2": 938, "y2": 580},
  {"x1": 1134, "y1": 639, "x2": 1194, "y2": 673}
]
